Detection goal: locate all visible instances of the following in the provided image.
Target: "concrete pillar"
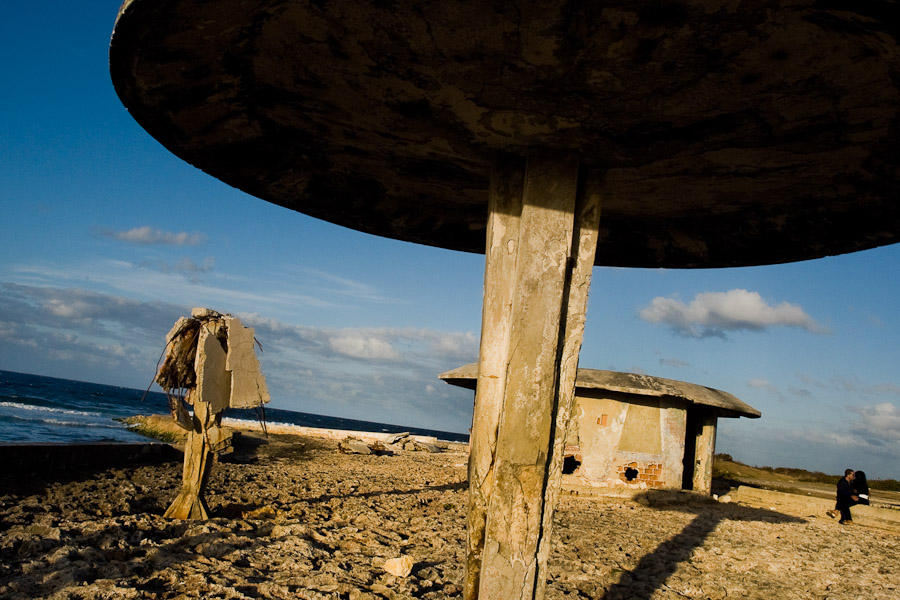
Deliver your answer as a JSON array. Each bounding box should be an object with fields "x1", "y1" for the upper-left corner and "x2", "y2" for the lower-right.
[
  {"x1": 465, "y1": 157, "x2": 524, "y2": 600},
  {"x1": 465, "y1": 155, "x2": 601, "y2": 600},
  {"x1": 691, "y1": 412, "x2": 718, "y2": 494}
]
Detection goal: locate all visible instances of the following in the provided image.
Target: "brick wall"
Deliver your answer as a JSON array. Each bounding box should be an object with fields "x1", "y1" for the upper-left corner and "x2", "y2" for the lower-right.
[{"x1": 616, "y1": 461, "x2": 665, "y2": 487}]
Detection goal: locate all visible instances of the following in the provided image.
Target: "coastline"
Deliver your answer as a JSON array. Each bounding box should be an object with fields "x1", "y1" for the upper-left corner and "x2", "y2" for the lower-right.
[
  {"x1": 0, "y1": 369, "x2": 470, "y2": 448},
  {"x1": 0, "y1": 413, "x2": 468, "y2": 477}
]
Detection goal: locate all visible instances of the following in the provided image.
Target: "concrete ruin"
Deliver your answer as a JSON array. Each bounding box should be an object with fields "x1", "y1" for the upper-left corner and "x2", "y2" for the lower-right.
[
  {"x1": 109, "y1": 2, "x2": 900, "y2": 597},
  {"x1": 156, "y1": 308, "x2": 270, "y2": 519},
  {"x1": 441, "y1": 363, "x2": 759, "y2": 496}
]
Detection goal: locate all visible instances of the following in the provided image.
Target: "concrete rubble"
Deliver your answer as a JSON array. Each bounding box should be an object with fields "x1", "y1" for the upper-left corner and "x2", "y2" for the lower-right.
[{"x1": 339, "y1": 432, "x2": 444, "y2": 456}]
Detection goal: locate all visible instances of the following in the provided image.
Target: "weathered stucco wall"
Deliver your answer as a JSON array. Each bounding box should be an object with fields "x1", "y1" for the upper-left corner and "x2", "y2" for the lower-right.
[{"x1": 565, "y1": 391, "x2": 689, "y2": 492}]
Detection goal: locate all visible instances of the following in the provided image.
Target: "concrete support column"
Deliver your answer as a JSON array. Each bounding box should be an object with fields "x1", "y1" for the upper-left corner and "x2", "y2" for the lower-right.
[
  {"x1": 465, "y1": 156, "x2": 524, "y2": 600},
  {"x1": 691, "y1": 412, "x2": 718, "y2": 494},
  {"x1": 465, "y1": 155, "x2": 601, "y2": 600}
]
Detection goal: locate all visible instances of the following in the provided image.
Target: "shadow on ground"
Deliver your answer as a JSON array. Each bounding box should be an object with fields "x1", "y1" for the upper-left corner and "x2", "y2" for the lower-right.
[{"x1": 599, "y1": 489, "x2": 805, "y2": 600}]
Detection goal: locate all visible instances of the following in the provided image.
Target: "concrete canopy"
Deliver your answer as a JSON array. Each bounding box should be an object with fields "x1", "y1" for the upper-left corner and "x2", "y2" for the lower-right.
[
  {"x1": 110, "y1": 3, "x2": 900, "y2": 598},
  {"x1": 440, "y1": 362, "x2": 761, "y2": 419},
  {"x1": 110, "y1": 0, "x2": 900, "y2": 269}
]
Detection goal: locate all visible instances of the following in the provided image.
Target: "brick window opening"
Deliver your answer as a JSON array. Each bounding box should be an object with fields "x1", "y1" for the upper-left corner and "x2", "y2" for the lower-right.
[
  {"x1": 597, "y1": 414, "x2": 609, "y2": 426},
  {"x1": 624, "y1": 467, "x2": 639, "y2": 481},
  {"x1": 563, "y1": 455, "x2": 581, "y2": 475}
]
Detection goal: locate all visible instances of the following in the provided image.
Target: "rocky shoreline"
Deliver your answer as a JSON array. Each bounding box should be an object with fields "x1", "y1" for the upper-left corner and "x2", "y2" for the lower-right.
[{"x1": 2, "y1": 428, "x2": 898, "y2": 599}]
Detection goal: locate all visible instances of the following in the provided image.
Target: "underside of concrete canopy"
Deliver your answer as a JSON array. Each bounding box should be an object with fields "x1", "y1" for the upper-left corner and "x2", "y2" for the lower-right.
[{"x1": 110, "y1": 0, "x2": 900, "y2": 269}]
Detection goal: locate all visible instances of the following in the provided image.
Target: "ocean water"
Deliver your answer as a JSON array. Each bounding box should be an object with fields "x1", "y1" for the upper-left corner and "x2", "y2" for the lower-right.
[{"x1": 0, "y1": 370, "x2": 469, "y2": 445}]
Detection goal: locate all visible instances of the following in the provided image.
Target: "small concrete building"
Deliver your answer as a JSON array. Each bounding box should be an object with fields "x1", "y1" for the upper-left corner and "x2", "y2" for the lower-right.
[{"x1": 440, "y1": 364, "x2": 760, "y2": 495}]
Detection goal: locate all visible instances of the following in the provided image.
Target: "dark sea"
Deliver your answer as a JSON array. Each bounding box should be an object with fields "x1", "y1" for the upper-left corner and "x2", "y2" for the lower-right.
[{"x1": 0, "y1": 370, "x2": 469, "y2": 445}]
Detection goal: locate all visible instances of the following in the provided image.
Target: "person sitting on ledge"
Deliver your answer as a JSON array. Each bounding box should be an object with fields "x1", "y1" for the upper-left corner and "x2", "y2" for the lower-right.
[
  {"x1": 854, "y1": 470, "x2": 870, "y2": 506},
  {"x1": 827, "y1": 469, "x2": 859, "y2": 524}
]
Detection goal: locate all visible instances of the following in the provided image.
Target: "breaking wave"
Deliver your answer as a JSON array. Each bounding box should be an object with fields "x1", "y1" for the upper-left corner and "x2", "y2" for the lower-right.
[{"x1": 0, "y1": 401, "x2": 102, "y2": 418}]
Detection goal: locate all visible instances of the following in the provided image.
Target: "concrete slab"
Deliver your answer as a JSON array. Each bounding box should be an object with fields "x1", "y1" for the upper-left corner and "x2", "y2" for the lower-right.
[{"x1": 733, "y1": 485, "x2": 900, "y2": 532}]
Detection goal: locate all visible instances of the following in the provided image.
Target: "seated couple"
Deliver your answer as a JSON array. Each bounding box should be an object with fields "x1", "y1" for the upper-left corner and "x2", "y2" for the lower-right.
[{"x1": 826, "y1": 469, "x2": 869, "y2": 524}]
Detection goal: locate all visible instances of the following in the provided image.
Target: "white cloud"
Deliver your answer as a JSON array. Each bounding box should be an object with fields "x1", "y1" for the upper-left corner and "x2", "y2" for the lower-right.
[
  {"x1": 0, "y1": 282, "x2": 185, "y2": 367},
  {"x1": 639, "y1": 289, "x2": 827, "y2": 338},
  {"x1": 429, "y1": 331, "x2": 479, "y2": 357},
  {"x1": 848, "y1": 403, "x2": 900, "y2": 447},
  {"x1": 44, "y1": 298, "x2": 96, "y2": 319},
  {"x1": 0, "y1": 283, "x2": 176, "y2": 328},
  {"x1": 98, "y1": 226, "x2": 206, "y2": 246},
  {"x1": 328, "y1": 334, "x2": 399, "y2": 360},
  {"x1": 767, "y1": 403, "x2": 900, "y2": 461},
  {"x1": 319, "y1": 328, "x2": 479, "y2": 363},
  {"x1": 729, "y1": 400, "x2": 900, "y2": 465}
]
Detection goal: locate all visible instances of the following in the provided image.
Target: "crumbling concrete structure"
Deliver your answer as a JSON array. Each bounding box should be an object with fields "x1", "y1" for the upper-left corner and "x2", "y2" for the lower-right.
[
  {"x1": 441, "y1": 364, "x2": 759, "y2": 495},
  {"x1": 156, "y1": 308, "x2": 269, "y2": 519}
]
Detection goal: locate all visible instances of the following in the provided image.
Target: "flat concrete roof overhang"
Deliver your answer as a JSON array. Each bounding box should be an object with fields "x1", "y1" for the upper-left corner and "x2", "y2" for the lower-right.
[
  {"x1": 440, "y1": 362, "x2": 761, "y2": 419},
  {"x1": 110, "y1": 0, "x2": 900, "y2": 269}
]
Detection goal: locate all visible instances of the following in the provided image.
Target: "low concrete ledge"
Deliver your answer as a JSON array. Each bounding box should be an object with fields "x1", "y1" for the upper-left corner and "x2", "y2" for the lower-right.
[
  {"x1": 0, "y1": 443, "x2": 181, "y2": 474},
  {"x1": 733, "y1": 485, "x2": 900, "y2": 530},
  {"x1": 223, "y1": 418, "x2": 443, "y2": 447}
]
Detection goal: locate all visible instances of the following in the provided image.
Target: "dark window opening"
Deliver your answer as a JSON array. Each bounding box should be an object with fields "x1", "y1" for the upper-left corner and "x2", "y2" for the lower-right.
[
  {"x1": 624, "y1": 467, "x2": 639, "y2": 481},
  {"x1": 562, "y1": 455, "x2": 581, "y2": 475}
]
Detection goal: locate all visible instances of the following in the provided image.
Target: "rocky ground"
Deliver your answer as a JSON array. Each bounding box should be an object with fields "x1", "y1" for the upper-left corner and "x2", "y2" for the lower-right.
[{"x1": 1, "y1": 429, "x2": 898, "y2": 600}]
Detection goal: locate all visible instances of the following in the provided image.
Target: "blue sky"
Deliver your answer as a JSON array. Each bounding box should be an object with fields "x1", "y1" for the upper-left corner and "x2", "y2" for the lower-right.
[{"x1": 3, "y1": 3, "x2": 900, "y2": 478}]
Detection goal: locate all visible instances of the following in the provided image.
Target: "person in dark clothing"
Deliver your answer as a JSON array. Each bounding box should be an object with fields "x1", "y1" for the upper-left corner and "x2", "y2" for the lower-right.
[
  {"x1": 827, "y1": 469, "x2": 859, "y2": 524},
  {"x1": 854, "y1": 470, "x2": 870, "y2": 505}
]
